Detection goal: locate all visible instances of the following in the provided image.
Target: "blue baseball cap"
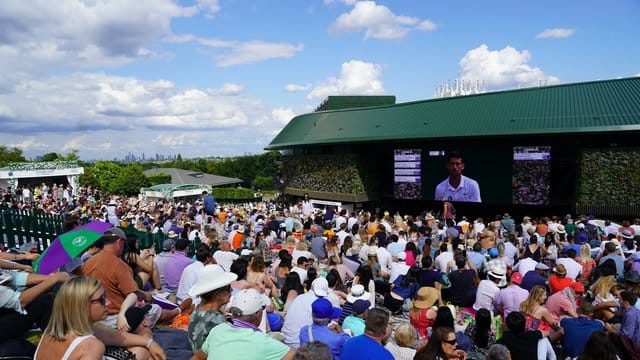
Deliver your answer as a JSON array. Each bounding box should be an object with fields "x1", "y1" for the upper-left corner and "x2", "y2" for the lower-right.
[
  {"x1": 311, "y1": 298, "x2": 342, "y2": 319},
  {"x1": 577, "y1": 232, "x2": 588, "y2": 244},
  {"x1": 488, "y1": 247, "x2": 499, "y2": 257}
]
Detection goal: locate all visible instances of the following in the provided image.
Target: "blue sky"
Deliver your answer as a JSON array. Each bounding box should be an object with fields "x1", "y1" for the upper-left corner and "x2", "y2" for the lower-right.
[{"x1": 0, "y1": 0, "x2": 638, "y2": 160}]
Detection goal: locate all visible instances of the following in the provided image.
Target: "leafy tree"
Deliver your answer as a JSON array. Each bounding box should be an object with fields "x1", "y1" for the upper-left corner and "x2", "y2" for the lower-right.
[
  {"x1": 111, "y1": 164, "x2": 150, "y2": 195},
  {"x1": 90, "y1": 161, "x2": 121, "y2": 194},
  {"x1": 40, "y1": 152, "x2": 59, "y2": 161},
  {"x1": 57, "y1": 150, "x2": 80, "y2": 162},
  {"x1": 146, "y1": 173, "x2": 172, "y2": 186},
  {"x1": 0, "y1": 146, "x2": 26, "y2": 167},
  {"x1": 253, "y1": 176, "x2": 274, "y2": 190},
  {"x1": 79, "y1": 166, "x2": 99, "y2": 188}
]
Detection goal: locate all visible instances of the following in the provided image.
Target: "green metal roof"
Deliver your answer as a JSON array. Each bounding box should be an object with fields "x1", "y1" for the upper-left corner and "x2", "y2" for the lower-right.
[{"x1": 267, "y1": 77, "x2": 640, "y2": 150}]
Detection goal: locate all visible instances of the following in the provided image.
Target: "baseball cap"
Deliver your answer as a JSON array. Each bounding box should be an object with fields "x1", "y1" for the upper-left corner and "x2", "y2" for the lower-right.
[
  {"x1": 312, "y1": 277, "x2": 329, "y2": 297},
  {"x1": 231, "y1": 288, "x2": 266, "y2": 315},
  {"x1": 510, "y1": 272, "x2": 523, "y2": 285},
  {"x1": 105, "y1": 227, "x2": 126, "y2": 240},
  {"x1": 397, "y1": 252, "x2": 406, "y2": 261},
  {"x1": 576, "y1": 232, "x2": 588, "y2": 244},
  {"x1": 577, "y1": 223, "x2": 586, "y2": 229},
  {"x1": 162, "y1": 239, "x2": 176, "y2": 251},
  {"x1": 311, "y1": 298, "x2": 342, "y2": 319},
  {"x1": 124, "y1": 305, "x2": 151, "y2": 333},
  {"x1": 488, "y1": 247, "x2": 499, "y2": 258},
  {"x1": 240, "y1": 249, "x2": 252, "y2": 256},
  {"x1": 306, "y1": 232, "x2": 313, "y2": 240},
  {"x1": 351, "y1": 299, "x2": 371, "y2": 315}
]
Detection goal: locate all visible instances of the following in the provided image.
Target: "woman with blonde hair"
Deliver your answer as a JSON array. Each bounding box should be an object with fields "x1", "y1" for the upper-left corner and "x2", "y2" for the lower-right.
[
  {"x1": 590, "y1": 275, "x2": 618, "y2": 320},
  {"x1": 575, "y1": 244, "x2": 596, "y2": 282},
  {"x1": 35, "y1": 276, "x2": 164, "y2": 360},
  {"x1": 520, "y1": 285, "x2": 562, "y2": 342},
  {"x1": 385, "y1": 323, "x2": 419, "y2": 360}
]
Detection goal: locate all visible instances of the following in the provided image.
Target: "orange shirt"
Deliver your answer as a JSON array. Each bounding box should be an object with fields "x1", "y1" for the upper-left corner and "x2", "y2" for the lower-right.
[
  {"x1": 218, "y1": 211, "x2": 228, "y2": 223},
  {"x1": 82, "y1": 251, "x2": 138, "y2": 314},
  {"x1": 232, "y1": 232, "x2": 244, "y2": 250}
]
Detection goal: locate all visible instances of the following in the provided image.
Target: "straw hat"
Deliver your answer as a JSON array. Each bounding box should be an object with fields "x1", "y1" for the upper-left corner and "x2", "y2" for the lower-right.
[{"x1": 413, "y1": 287, "x2": 438, "y2": 309}]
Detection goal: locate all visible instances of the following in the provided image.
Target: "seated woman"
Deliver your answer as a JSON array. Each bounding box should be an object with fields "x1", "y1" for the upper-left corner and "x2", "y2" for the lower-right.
[
  {"x1": 414, "y1": 326, "x2": 467, "y2": 360},
  {"x1": 384, "y1": 267, "x2": 420, "y2": 316},
  {"x1": 410, "y1": 287, "x2": 439, "y2": 338},
  {"x1": 327, "y1": 255, "x2": 355, "y2": 285},
  {"x1": 464, "y1": 308, "x2": 496, "y2": 356},
  {"x1": 280, "y1": 272, "x2": 305, "y2": 313},
  {"x1": 0, "y1": 271, "x2": 68, "y2": 348},
  {"x1": 121, "y1": 234, "x2": 160, "y2": 291},
  {"x1": 188, "y1": 265, "x2": 237, "y2": 352},
  {"x1": 34, "y1": 276, "x2": 164, "y2": 360},
  {"x1": 590, "y1": 274, "x2": 618, "y2": 321},
  {"x1": 246, "y1": 255, "x2": 278, "y2": 298},
  {"x1": 519, "y1": 285, "x2": 563, "y2": 343},
  {"x1": 549, "y1": 264, "x2": 572, "y2": 294},
  {"x1": 385, "y1": 323, "x2": 419, "y2": 359}
]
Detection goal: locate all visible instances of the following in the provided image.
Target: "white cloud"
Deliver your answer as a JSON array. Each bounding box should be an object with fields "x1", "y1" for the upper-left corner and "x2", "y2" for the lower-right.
[
  {"x1": 196, "y1": 0, "x2": 221, "y2": 18},
  {"x1": 272, "y1": 107, "x2": 296, "y2": 125},
  {"x1": 458, "y1": 44, "x2": 560, "y2": 90},
  {"x1": 0, "y1": 0, "x2": 196, "y2": 78},
  {"x1": 0, "y1": 72, "x2": 286, "y2": 159},
  {"x1": 536, "y1": 28, "x2": 576, "y2": 39},
  {"x1": 329, "y1": 1, "x2": 437, "y2": 40},
  {"x1": 285, "y1": 83, "x2": 312, "y2": 92},
  {"x1": 8, "y1": 138, "x2": 48, "y2": 151},
  {"x1": 163, "y1": 35, "x2": 304, "y2": 67},
  {"x1": 307, "y1": 60, "x2": 385, "y2": 99},
  {"x1": 215, "y1": 41, "x2": 304, "y2": 67}
]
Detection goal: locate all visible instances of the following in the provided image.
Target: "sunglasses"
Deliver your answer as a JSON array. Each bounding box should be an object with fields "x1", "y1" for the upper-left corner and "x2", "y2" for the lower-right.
[
  {"x1": 90, "y1": 292, "x2": 107, "y2": 305},
  {"x1": 443, "y1": 338, "x2": 457, "y2": 345}
]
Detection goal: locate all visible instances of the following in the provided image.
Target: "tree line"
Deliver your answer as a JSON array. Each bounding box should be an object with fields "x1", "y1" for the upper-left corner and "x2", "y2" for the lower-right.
[{"x1": 0, "y1": 146, "x2": 280, "y2": 196}]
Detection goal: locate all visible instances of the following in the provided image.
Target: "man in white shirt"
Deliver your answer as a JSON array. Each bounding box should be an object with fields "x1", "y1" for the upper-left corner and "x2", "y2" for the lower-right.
[
  {"x1": 291, "y1": 256, "x2": 309, "y2": 286},
  {"x1": 376, "y1": 245, "x2": 393, "y2": 275},
  {"x1": 389, "y1": 252, "x2": 410, "y2": 284},
  {"x1": 435, "y1": 243, "x2": 454, "y2": 273},
  {"x1": 212, "y1": 242, "x2": 239, "y2": 272},
  {"x1": 334, "y1": 209, "x2": 348, "y2": 231},
  {"x1": 512, "y1": 256, "x2": 538, "y2": 276},
  {"x1": 282, "y1": 278, "x2": 329, "y2": 348},
  {"x1": 188, "y1": 223, "x2": 202, "y2": 241},
  {"x1": 336, "y1": 222, "x2": 350, "y2": 248},
  {"x1": 473, "y1": 268, "x2": 504, "y2": 311},
  {"x1": 556, "y1": 249, "x2": 582, "y2": 281},
  {"x1": 434, "y1": 151, "x2": 481, "y2": 203},
  {"x1": 176, "y1": 245, "x2": 211, "y2": 305}
]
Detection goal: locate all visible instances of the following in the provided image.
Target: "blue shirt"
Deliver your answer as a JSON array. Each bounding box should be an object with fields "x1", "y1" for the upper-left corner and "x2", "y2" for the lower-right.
[
  {"x1": 203, "y1": 194, "x2": 215, "y2": 214},
  {"x1": 560, "y1": 317, "x2": 604, "y2": 357},
  {"x1": 468, "y1": 251, "x2": 485, "y2": 271},
  {"x1": 299, "y1": 324, "x2": 351, "y2": 359},
  {"x1": 0, "y1": 271, "x2": 28, "y2": 314},
  {"x1": 599, "y1": 253, "x2": 625, "y2": 280},
  {"x1": 340, "y1": 334, "x2": 393, "y2": 360},
  {"x1": 621, "y1": 306, "x2": 640, "y2": 346}
]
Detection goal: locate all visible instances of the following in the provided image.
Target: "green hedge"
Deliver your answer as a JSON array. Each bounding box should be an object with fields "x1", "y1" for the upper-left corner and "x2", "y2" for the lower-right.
[{"x1": 212, "y1": 187, "x2": 257, "y2": 200}]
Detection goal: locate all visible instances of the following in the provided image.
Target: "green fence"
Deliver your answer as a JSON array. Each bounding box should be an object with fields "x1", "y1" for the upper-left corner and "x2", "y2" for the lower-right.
[
  {"x1": 0, "y1": 205, "x2": 199, "y2": 257},
  {"x1": 0, "y1": 204, "x2": 65, "y2": 251},
  {"x1": 122, "y1": 227, "x2": 201, "y2": 257}
]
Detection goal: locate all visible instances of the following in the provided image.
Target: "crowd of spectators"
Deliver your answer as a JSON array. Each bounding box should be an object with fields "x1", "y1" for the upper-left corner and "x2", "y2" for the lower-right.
[{"x1": 2, "y1": 186, "x2": 640, "y2": 359}]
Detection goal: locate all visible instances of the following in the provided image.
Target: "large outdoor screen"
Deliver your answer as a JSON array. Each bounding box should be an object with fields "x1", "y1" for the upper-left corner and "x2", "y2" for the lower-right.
[
  {"x1": 397, "y1": 146, "x2": 551, "y2": 205},
  {"x1": 393, "y1": 149, "x2": 422, "y2": 199}
]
